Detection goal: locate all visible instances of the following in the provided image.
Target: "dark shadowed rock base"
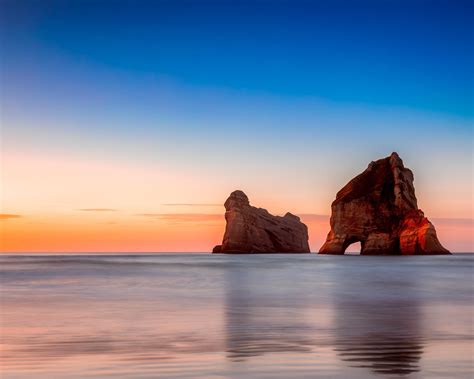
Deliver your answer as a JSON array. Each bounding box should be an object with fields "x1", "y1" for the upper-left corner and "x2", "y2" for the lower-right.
[
  {"x1": 213, "y1": 190, "x2": 310, "y2": 254},
  {"x1": 319, "y1": 152, "x2": 450, "y2": 255}
]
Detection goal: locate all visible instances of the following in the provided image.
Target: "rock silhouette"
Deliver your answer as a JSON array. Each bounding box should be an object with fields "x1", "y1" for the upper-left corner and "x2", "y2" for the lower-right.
[
  {"x1": 319, "y1": 152, "x2": 450, "y2": 255},
  {"x1": 213, "y1": 190, "x2": 310, "y2": 253}
]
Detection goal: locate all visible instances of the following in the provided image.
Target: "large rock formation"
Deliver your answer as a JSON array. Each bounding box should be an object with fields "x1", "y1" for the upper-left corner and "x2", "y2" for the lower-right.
[
  {"x1": 319, "y1": 152, "x2": 450, "y2": 255},
  {"x1": 213, "y1": 190, "x2": 310, "y2": 253}
]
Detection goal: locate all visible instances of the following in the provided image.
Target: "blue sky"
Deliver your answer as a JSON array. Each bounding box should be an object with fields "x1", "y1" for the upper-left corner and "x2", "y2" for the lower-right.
[{"x1": 3, "y1": 0, "x2": 473, "y2": 115}]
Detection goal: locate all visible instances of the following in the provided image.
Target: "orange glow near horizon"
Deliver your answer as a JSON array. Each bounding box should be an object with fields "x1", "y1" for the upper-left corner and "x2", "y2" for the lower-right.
[
  {"x1": 0, "y1": 212, "x2": 225, "y2": 253},
  {"x1": 1, "y1": 212, "x2": 472, "y2": 253}
]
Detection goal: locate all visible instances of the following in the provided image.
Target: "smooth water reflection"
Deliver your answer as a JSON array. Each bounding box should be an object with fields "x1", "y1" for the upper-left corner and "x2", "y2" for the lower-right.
[
  {"x1": 0, "y1": 254, "x2": 472, "y2": 378},
  {"x1": 333, "y1": 275, "x2": 424, "y2": 375},
  {"x1": 224, "y1": 263, "x2": 316, "y2": 361}
]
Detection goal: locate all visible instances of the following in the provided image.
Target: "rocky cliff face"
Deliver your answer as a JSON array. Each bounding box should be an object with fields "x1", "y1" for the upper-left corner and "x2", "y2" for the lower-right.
[
  {"x1": 319, "y1": 152, "x2": 450, "y2": 255},
  {"x1": 213, "y1": 190, "x2": 310, "y2": 253}
]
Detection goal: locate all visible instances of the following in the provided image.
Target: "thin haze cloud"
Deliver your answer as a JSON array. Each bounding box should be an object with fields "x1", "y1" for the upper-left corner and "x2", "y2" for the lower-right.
[
  {"x1": 137, "y1": 213, "x2": 223, "y2": 223},
  {"x1": 161, "y1": 204, "x2": 222, "y2": 207},
  {"x1": 78, "y1": 208, "x2": 118, "y2": 212},
  {"x1": 0, "y1": 214, "x2": 22, "y2": 220}
]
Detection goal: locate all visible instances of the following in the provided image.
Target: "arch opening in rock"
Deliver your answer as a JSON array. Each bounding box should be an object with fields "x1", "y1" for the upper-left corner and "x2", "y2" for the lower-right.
[{"x1": 345, "y1": 241, "x2": 362, "y2": 255}]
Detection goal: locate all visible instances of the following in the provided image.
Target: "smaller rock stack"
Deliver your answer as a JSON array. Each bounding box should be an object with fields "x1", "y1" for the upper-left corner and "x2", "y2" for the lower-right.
[{"x1": 213, "y1": 190, "x2": 310, "y2": 253}]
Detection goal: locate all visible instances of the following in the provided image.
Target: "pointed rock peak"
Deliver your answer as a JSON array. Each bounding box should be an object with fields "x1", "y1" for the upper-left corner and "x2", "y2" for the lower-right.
[
  {"x1": 224, "y1": 190, "x2": 250, "y2": 210},
  {"x1": 390, "y1": 151, "x2": 400, "y2": 159},
  {"x1": 389, "y1": 151, "x2": 404, "y2": 168},
  {"x1": 367, "y1": 152, "x2": 402, "y2": 170}
]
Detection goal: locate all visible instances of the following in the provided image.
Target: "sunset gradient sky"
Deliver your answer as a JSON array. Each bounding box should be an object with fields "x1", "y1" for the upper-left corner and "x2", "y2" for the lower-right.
[{"x1": 1, "y1": 0, "x2": 473, "y2": 252}]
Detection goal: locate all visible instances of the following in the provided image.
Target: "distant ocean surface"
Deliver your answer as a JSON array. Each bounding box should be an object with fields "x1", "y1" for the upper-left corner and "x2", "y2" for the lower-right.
[{"x1": 0, "y1": 253, "x2": 472, "y2": 379}]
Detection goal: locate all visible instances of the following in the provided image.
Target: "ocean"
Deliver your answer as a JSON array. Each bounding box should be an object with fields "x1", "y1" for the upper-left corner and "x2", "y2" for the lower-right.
[{"x1": 0, "y1": 253, "x2": 472, "y2": 378}]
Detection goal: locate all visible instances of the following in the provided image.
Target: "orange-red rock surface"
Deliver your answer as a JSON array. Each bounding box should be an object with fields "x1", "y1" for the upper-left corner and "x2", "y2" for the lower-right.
[
  {"x1": 319, "y1": 152, "x2": 450, "y2": 255},
  {"x1": 213, "y1": 190, "x2": 310, "y2": 253}
]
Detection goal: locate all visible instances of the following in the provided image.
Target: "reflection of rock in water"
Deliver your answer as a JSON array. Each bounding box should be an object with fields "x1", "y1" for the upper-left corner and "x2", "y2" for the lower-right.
[
  {"x1": 336, "y1": 336, "x2": 423, "y2": 375},
  {"x1": 333, "y1": 271, "x2": 424, "y2": 376},
  {"x1": 224, "y1": 265, "x2": 314, "y2": 361}
]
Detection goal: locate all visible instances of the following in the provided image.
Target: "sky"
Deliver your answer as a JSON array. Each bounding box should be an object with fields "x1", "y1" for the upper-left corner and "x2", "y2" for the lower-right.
[{"x1": 0, "y1": 0, "x2": 473, "y2": 252}]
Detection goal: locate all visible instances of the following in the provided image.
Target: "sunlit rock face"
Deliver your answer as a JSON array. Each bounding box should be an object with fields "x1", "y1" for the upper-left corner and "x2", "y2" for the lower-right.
[
  {"x1": 319, "y1": 152, "x2": 450, "y2": 255},
  {"x1": 213, "y1": 190, "x2": 310, "y2": 253}
]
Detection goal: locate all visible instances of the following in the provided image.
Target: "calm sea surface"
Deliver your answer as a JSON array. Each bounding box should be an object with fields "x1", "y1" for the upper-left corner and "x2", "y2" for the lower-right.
[{"x1": 0, "y1": 254, "x2": 472, "y2": 378}]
